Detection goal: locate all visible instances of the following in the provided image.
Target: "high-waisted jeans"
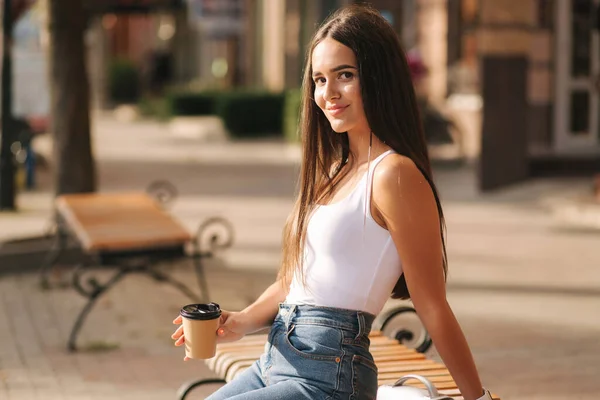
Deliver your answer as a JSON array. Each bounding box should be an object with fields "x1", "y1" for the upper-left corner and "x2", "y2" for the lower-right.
[{"x1": 206, "y1": 303, "x2": 377, "y2": 400}]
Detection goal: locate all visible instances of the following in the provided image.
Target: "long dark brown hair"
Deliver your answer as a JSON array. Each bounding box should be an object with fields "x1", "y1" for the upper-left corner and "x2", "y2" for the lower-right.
[{"x1": 280, "y1": 4, "x2": 447, "y2": 299}]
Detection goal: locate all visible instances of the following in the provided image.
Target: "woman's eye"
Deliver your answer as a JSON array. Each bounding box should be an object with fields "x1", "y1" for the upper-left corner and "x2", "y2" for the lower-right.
[
  {"x1": 314, "y1": 77, "x2": 326, "y2": 85},
  {"x1": 339, "y1": 71, "x2": 354, "y2": 79}
]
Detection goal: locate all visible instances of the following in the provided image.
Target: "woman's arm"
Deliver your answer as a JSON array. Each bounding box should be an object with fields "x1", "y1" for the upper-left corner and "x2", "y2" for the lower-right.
[
  {"x1": 238, "y1": 279, "x2": 289, "y2": 333},
  {"x1": 372, "y1": 155, "x2": 486, "y2": 400}
]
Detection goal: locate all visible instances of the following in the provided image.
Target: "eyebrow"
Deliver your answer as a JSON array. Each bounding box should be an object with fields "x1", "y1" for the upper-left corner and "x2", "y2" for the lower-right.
[{"x1": 312, "y1": 64, "x2": 357, "y2": 77}]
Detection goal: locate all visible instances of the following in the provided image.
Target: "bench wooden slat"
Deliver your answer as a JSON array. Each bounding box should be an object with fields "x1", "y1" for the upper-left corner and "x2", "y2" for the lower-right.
[
  {"x1": 216, "y1": 353, "x2": 263, "y2": 377},
  {"x1": 371, "y1": 347, "x2": 418, "y2": 354},
  {"x1": 216, "y1": 334, "x2": 269, "y2": 348},
  {"x1": 368, "y1": 336, "x2": 402, "y2": 345},
  {"x1": 226, "y1": 360, "x2": 257, "y2": 382},
  {"x1": 378, "y1": 375, "x2": 455, "y2": 385},
  {"x1": 378, "y1": 369, "x2": 449, "y2": 380},
  {"x1": 373, "y1": 353, "x2": 426, "y2": 362},
  {"x1": 409, "y1": 381, "x2": 459, "y2": 390},
  {"x1": 379, "y1": 368, "x2": 449, "y2": 376}
]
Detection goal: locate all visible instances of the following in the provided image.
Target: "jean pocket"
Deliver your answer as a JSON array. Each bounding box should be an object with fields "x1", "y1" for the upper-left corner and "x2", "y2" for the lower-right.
[
  {"x1": 350, "y1": 355, "x2": 378, "y2": 400},
  {"x1": 285, "y1": 323, "x2": 343, "y2": 361}
]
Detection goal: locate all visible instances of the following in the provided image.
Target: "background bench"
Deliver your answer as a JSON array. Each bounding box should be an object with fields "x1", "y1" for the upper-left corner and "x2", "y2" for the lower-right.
[{"x1": 39, "y1": 182, "x2": 234, "y2": 352}]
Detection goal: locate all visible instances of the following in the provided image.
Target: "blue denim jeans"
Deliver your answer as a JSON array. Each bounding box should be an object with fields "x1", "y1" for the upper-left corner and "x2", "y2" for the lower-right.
[{"x1": 206, "y1": 303, "x2": 377, "y2": 400}]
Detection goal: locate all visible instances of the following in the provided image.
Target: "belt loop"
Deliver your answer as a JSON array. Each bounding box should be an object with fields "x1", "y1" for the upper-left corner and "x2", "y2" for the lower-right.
[
  {"x1": 356, "y1": 312, "x2": 365, "y2": 339},
  {"x1": 285, "y1": 304, "x2": 297, "y2": 327}
]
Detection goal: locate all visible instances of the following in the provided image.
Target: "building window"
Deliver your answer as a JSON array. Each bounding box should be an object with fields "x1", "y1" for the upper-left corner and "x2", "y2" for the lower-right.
[
  {"x1": 538, "y1": 0, "x2": 554, "y2": 29},
  {"x1": 571, "y1": 0, "x2": 593, "y2": 78},
  {"x1": 570, "y1": 91, "x2": 590, "y2": 135},
  {"x1": 447, "y1": 0, "x2": 480, "y2": 95}
]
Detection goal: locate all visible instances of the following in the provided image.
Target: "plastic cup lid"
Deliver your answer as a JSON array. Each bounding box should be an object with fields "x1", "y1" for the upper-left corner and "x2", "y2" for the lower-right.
[{"x1": 180, "y1": 302, "x2": 221, "y2": 320}]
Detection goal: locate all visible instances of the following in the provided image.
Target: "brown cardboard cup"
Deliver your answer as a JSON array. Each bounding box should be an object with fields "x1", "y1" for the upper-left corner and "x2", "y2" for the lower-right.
[{"x1": 180, "y1": 303, "x2": 221, "y2": 359}]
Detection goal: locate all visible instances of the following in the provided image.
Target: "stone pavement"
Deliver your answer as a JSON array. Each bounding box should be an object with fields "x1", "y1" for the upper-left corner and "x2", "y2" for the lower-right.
[{"x1": 1, "y1": 114, "x2": 599, "y2": 399}]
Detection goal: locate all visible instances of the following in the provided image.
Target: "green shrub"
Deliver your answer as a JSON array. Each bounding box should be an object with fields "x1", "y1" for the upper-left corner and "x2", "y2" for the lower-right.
[
  {"x1": 167, "y1": 92, "x2": 217, "y2": 116},
  {"x1": 166, "y1": 90, "x2": 285, "y2": 138},
  {"x1": 216, "y1": 91, "x2": 285, "y2": 138},
  {"x1": 108, "y1": 59, "x2": 140, "y2": 104},
  {"x1": 283, "y1": 89, "x2": 302, "y2": 143}
]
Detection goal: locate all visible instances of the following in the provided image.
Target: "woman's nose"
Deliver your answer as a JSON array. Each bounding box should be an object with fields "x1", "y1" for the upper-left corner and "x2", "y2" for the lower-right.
[{"x1": 323, "y1": 82, "x2": 340, "y2": 101}]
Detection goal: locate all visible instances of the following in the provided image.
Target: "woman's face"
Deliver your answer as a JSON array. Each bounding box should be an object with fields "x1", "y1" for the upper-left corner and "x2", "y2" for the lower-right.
[{"x1": 311, "y1": 38, "x2": 369, "y2": 134}]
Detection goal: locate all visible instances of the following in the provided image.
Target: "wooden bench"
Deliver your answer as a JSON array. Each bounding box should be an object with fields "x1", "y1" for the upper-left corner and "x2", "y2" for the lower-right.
[
  {"x1": 177, "y1": 310, "x2": 501, "y2": 400},
  {"x1": 40, "y1": 190, "x2": 234, "y2": 351}
]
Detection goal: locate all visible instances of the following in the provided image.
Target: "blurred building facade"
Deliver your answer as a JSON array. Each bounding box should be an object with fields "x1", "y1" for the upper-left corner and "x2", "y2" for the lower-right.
[
  {"x1": 458, "y1": 0, "x2": 599, "y2": 188},
  {"x1": 82, "y1": 0, "x2": 599, "y2": 187}
]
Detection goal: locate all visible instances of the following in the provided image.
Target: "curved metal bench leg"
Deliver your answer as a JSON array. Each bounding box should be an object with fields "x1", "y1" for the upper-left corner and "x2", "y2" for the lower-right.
[
  {"x1": 177, "y1": 378, "x2": 226, "y2": 400},
  {"x1": 39, "y1": 228, "x2": 68, "y2": 289},
  {"x1": 68, "y1": 265, "x2": 129, "y2": 352}
]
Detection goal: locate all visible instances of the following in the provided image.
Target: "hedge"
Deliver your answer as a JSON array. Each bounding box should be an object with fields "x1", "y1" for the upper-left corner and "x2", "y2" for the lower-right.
[
  {"x1": 216, "y1": 92, "x2": 284, "y2": 138},
  {"x1": 167, "y1": 92, "x2": 217, "y2": 116},
  {"x1": 108, "y1": 59, "x2": 140, "y2": 104},
  {"x1": 167, "y1": 91, "x2": 286, "y2": 138}
]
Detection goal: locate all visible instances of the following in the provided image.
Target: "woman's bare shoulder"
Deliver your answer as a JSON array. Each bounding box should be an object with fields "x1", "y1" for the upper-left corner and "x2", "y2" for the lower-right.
[
  {"x1": 371, "y1": 153, "x2": 435, "y2": 214},
  {"x1": 373, "y1": 153, "x2": 426, "y2": 190}
]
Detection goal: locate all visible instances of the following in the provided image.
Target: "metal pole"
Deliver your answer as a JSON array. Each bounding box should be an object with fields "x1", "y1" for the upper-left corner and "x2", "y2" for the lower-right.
[{"x1": 0, "y1": 0, "x2": 16, "y2": 210}]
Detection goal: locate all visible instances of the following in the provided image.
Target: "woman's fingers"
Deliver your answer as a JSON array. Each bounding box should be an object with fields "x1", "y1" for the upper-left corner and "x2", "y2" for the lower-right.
[
  {"x1": 219, "y1": 312, "x2": 229, "y2": 325},
  {"x1": 171, "y1": 325, "x2": 184, "y2": 340},
  {"x1": 215, "y1": 326, "x2": 244, "y2": 344},
  {"x1": 172, "y1": 314, "x2": 188, "y2": 359}
]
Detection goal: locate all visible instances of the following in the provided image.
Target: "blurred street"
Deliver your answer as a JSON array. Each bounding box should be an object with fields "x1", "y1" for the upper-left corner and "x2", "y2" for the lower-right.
[{"x1": 0, "y1": 115, "x2": 598, "y2": 399}]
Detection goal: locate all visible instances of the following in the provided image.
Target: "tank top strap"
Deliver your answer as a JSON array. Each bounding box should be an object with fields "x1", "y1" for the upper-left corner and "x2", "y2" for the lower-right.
[{"x1": 365, "y1": 149, "x2": 396, "y2": 211}]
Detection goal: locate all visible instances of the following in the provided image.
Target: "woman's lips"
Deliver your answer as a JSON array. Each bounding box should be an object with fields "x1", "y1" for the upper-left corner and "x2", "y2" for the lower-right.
[{"x1": 327, "y1": 105, "x2": 348, "y2": 116}]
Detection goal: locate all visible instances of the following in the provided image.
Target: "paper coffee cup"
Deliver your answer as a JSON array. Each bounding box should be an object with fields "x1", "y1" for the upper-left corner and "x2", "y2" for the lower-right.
[{"x1": 180, "y1": 303, "x2": 221, "y2": 359}]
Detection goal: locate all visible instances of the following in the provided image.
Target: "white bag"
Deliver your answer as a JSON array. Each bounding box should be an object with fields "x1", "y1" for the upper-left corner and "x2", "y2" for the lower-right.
[{"x1": 377, "y1": 374, "x2": 454, "y2": 400}]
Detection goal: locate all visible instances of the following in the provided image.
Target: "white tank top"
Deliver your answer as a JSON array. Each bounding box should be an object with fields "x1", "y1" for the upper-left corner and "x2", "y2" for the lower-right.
[{"x1": 285, "y1": 150, "x2": 403, "y2": 315}]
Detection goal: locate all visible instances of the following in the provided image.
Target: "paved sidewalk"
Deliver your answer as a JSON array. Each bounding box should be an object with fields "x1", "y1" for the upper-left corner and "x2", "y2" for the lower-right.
[
  {"x1": 1, "y1": 115, "x2": 599, "y2": 399},
  {"x1": 0, "y1": 265, "x2": 276, "y2": 400}
]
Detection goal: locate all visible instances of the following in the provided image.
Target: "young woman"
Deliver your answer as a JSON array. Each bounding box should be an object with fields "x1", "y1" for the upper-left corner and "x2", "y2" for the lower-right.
[{"x1": 172, "y1": 5, "x2": 492, "y2": 400}]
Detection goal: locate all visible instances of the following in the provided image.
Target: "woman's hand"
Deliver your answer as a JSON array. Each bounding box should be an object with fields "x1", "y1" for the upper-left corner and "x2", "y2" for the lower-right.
[
  {"x1": 171, "y1": 310, "x2": 249, "y2": 361},
  {"x1": 171, "y1": 315, "x2": 191, "y2": 361},
  {"x1": 214, "y1": 310, "x2": 248, "y2": 343}
]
